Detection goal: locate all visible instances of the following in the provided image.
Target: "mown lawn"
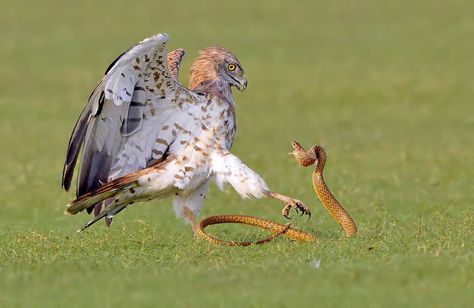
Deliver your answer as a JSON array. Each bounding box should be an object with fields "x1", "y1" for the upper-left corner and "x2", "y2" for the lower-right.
[{"x1": 0, "y1": 0, "x2": 472, "y2": 307}]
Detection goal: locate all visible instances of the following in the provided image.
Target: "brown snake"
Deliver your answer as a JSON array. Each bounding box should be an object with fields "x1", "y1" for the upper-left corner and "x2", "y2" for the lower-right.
[{"x1": 195, "y1": 141, "x2": 358, "y2": 245}]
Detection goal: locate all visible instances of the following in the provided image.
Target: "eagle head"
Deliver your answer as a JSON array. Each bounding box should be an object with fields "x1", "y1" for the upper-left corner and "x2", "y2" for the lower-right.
[{"x1": 189, "y1": 46, "x2": 247, "y2": 92}]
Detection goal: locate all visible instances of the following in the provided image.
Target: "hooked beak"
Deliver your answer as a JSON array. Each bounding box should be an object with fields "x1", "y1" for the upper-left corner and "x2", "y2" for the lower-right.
[{"x1": 233, "y1": 76, "x2": 248, "y2": 91}]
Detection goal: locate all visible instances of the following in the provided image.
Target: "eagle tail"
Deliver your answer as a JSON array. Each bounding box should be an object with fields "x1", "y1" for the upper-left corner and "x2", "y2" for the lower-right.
[
  {"x1": 65, "y1": 172, "x2": 140, "y2": 215},
  {"x1": 76, "y1": 203, "x2": 128, "y2": 232}
]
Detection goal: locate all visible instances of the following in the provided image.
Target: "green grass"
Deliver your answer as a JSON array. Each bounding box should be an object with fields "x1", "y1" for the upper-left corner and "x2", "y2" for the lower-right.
[{"x1": 1, "y1": 0, "x2": 473, "y2": 307}]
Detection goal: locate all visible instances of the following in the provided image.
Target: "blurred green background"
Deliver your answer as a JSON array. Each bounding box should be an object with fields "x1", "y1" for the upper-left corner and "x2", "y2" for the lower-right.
[{"x1": 0, "y1": 0, "x2": 472, "y2": 307}]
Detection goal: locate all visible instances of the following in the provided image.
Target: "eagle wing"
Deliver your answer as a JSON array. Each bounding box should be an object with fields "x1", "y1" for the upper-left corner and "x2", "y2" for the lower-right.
[
  {"x1": 62, "y1": 34, "x2": 199, "y2": 207},
  {"x1": 167, "y1": 48, "x2": 186, "y2": 82}
]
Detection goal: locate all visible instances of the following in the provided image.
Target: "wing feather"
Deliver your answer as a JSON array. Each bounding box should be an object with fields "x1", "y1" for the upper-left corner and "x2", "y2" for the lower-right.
[
  {"x1": 103, "y1": 34, "x2": 170, "y2": 106},
  {"x1": 62, "y1": 33, "x2": 199, "y2": 213},
  {"x1": 167, "y1": 48, "x2": 186, "y2": 82},
  {"x1": 121, "y1": 79, "x2": 146, "y2": 136},
  {"x1": 62, "y1": 81, "x2": 104, "y2": 191}
]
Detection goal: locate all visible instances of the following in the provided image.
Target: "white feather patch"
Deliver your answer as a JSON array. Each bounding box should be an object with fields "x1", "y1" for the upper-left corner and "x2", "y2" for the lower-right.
[
  {"x1": 104, "y1": 34, "x2": 169, "y2": 106},
  {"x1": 211, "y1": 152, "x2": 269, "y2": 199}
]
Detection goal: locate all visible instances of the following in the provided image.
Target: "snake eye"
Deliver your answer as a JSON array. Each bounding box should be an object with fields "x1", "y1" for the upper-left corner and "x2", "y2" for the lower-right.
[{"x1": 228, "y1": 63, "x2": 236, "y2": 71}]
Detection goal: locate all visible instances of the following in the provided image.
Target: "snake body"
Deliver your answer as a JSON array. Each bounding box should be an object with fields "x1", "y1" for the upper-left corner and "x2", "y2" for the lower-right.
[
  {"x1": 196, "y1": 142, "x2": 357, "y2": 245},
  {"x1": 196, "y1": 214, "x2": 317, "y2": 246}
]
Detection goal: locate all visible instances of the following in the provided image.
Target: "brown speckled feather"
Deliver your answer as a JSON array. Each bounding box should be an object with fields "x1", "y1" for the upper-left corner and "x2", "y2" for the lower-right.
[
  {"x1": 64, "y1": 34, "x2": 270, "y2": 231},
  {"x1": 167, "y1": 48, "x2": 186, "y2": 82}
]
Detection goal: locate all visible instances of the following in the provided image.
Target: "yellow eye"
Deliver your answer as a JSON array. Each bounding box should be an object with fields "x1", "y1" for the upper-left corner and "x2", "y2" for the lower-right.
[{"x1": 228, "y1": 64, "x2": 236, "y2": 71}]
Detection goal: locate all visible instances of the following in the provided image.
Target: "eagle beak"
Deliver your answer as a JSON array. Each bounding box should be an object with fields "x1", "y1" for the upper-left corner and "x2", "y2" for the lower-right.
[{"x1": 236, "y1": 77, "x2": 248, "y2": 91}]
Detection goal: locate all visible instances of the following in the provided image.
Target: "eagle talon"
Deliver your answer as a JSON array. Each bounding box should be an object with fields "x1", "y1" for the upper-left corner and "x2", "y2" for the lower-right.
[
  {"x1": 282, "y1": 203, "x2": 293, "y2": 220},
  {"x1": 295, "y1": 201, "x2": 311, "y2": 220},
  {"x1": 281, "y1": 199, "x2": 311, "y2": 221}
]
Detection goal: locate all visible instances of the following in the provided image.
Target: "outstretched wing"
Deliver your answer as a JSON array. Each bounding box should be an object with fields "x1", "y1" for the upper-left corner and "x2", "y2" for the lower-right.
[
  {"x1": 167, "y1": 48, "x2": 186, "y2": 83},
  {"x1": 62, "y1": 34, "x2": 198, "y2": 205}
]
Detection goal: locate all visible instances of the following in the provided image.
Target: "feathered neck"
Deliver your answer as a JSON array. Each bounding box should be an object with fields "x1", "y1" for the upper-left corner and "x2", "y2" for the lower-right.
[
  {"x1": 191, "y1": 78, "x2": 233, "y2": 103},
  {"x1": 189, "y1": 56, "x2": 216, "y2": 90}
]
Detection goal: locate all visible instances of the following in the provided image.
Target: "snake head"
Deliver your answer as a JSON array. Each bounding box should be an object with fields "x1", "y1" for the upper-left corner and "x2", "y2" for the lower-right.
[
  {"x1": 289, "y1": 140, "x2": 304, "y2": 155},
  {"x1": 289, "y1": 140, "x2": 318, "y2": 167}
]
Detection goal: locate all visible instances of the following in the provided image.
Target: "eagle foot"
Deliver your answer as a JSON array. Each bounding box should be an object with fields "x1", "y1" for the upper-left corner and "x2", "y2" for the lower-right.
[{"x1": 282, "y1": 199, "x2": 311, "y2": 220}]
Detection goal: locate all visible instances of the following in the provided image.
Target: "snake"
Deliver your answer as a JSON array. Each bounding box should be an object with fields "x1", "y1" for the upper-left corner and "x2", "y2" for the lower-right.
[{"x1": 195, "y1": 141, "x2": 358, "y2": 246}]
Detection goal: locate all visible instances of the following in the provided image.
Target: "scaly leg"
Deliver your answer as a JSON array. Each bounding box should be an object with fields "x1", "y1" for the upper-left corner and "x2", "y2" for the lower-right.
[{"x1": 183, "y1": 206, "x2": 198, "y2": 233}]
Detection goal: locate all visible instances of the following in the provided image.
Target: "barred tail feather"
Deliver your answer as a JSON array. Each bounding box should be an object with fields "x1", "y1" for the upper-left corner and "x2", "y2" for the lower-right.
[
  {"x1": 65, "y1": 172, "x2": 140, "y2": 215},
  {"x1": 65, "y1": 187, "x2": 125, "y2": 215},
  {"x1": 77, "y1": 204, "x2": 127, "y2": 232}
]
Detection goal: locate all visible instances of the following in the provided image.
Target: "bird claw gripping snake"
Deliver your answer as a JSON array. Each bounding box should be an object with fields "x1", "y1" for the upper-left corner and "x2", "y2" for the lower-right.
[{"x1": 196, "y1": 141, "x2": 358, "y2": 246}]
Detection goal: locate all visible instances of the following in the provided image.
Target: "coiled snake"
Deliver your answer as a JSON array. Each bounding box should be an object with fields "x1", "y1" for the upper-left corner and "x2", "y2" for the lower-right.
[{"x1": 195, "y1": 141, "x2": 358, "y2": 245}]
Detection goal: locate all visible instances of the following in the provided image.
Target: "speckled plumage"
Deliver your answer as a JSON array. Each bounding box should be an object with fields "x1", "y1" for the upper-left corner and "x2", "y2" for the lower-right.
[{"x1": 63, "y1": 33, "x2": 309, "y2": 230}]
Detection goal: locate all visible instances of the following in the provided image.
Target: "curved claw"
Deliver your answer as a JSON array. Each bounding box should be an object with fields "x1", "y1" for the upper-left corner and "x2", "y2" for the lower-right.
[
  {"x1": 282, "y1": 203, "x2": 293, "y2": 220},
  {"x1": 296, "y1": 203, "x2": 311, "y2": 220},
  {"x1": 295, "y1": 202, "x2": 310, "y2": 216}
]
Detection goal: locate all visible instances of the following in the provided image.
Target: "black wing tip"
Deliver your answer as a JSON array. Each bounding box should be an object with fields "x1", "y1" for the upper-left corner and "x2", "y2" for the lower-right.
[
  {"x1": 62, "y1": 182, "x2": 71, "y2": 192},
  {"x1": 62, "y1": 164, "x2": 73, "y2": 191},
  {"x1": 104, "y1": 49, "x2": 130, "y2": 74}
]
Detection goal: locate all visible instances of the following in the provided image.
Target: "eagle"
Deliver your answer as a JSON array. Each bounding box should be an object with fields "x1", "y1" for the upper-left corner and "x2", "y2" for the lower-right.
[{"x1": 62, "y1": 34, "x2": 311, "y2": 231}]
